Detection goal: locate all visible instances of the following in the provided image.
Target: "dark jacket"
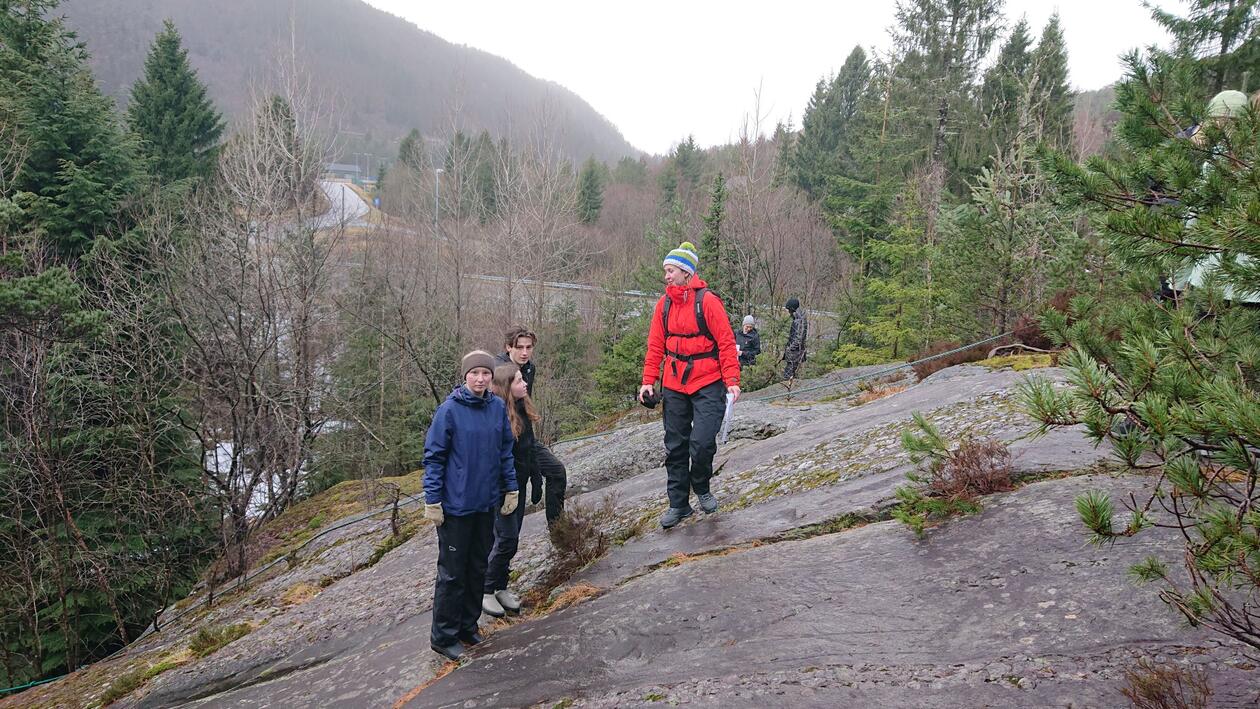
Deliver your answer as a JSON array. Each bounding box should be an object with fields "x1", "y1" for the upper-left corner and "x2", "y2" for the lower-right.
[
  {"x1": 495, "y1": 351, "x2": 536, "y2": 396},
  {"x1": 735, "y1": 327, "x2": 761, "y2": 366},
  {"x1": 511, "y1": 400, "x2": 539, "y2": 484},
  {"x1": 422, "y1": 385, "x2": 518, "y2": 515},
  {"x1": 785, "y1": 310, "x2": 808, "y2": 362}
]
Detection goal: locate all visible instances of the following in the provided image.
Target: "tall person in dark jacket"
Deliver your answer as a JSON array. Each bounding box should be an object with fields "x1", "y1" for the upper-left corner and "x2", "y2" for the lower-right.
[
  {"x1": 423, "y1": 351, "x2": 519, "y2": 661},
  {"x1": 482, "y1": 363, "x2": 539, "y2": 618},
  {"x1": 783, "y1": 298, "x2": 808, "y2": 384},
  {"x1": 735, "y1": 314, "x2": 761, "y2": 368},
  {"x1": 495, "y1": 326, "x2": 567, "y2": 525}
]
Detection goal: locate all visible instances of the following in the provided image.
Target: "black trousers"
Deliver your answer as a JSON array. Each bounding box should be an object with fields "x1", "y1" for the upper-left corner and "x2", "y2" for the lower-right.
[
  {"x1": 662, "y1": 379, "x2": 727, "y2": 510},
  {"x1": 431, "y1": 510, "x2": 493, "y2": 646},
  {"x1": 536, "y1": 444, "x2": 567, "y2": 522},
  {"x1": 784, "y1": 353, "x2": 804, "y2": 380},
  {"x1": 484, "y1": 488, "x2": 526, "y2": 592}
]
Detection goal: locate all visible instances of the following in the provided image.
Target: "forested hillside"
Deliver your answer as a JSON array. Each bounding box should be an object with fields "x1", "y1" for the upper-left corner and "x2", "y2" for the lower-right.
[{"x1": 58, "y1": 0, "x2": 639, "y2": 162}]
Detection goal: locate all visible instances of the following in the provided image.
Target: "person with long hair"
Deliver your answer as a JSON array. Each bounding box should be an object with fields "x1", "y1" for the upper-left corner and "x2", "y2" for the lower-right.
[
  {"x1": 482, "y1": 362, "x2": 540, "y2": 617},
  {"x1": 495, "y1": 325, "x2": 567, "y2": 524}
]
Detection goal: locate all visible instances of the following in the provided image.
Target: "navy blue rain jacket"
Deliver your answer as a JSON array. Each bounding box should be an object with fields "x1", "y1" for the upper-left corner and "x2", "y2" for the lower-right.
[{"x1": 423, "y1": 385, "x2": 518, "y2": 515}]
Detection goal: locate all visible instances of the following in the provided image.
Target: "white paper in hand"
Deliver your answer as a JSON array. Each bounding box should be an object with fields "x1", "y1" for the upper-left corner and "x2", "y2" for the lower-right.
[{"x1": 720, "y1": 391, "x2": 735, "y2": 444}]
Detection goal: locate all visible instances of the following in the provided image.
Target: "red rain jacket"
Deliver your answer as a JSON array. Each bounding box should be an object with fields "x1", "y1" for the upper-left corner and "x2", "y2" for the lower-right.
[{"x1": 641, "y1": 277, "x2": 741, "y2": 395}]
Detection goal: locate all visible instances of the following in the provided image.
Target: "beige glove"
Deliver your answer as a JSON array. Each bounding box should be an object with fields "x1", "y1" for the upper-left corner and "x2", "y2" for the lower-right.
[
  {"x1": 423, "y1": 503, "x2": 444, "y2": 527},
  {"x1": 500, "y1": 493, "x2": 519, "y2": 516}
]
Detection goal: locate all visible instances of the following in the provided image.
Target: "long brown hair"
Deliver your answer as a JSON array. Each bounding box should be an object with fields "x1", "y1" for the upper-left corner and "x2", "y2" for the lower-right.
[{"x1": 492, "y1": 363, "x2": 540, "y2": 438}]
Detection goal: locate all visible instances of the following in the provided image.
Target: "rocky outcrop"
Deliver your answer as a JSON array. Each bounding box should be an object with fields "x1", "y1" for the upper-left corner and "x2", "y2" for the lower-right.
[
  {"x1": 417, "y1": 475, "x2": 1255, "y2": 708},
  {"x1": 11, "y1": 363, "x2": 1256, "y2": 708}
]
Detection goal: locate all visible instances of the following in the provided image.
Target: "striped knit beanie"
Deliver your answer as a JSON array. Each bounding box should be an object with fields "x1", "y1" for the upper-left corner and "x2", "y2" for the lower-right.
[{"x1": 664, "y1": 241, "x2": 699, "y2": 275}]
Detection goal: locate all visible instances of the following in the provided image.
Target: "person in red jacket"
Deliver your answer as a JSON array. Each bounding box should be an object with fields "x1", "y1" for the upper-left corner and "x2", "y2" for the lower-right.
[{"x1": 638, "y1": 241, "x2": 741, "y2": 529}]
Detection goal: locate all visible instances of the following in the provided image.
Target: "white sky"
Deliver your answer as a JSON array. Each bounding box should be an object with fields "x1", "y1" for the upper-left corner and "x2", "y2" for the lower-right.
[{"x1": 362, "y1": 0, "x2": 1177, "y2": 155}]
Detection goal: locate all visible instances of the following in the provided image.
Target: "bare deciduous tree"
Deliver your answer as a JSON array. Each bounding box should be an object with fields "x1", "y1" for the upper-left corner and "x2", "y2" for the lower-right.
[{"x1": 159, "y1": 76, "x2": 342, "y2": 578}]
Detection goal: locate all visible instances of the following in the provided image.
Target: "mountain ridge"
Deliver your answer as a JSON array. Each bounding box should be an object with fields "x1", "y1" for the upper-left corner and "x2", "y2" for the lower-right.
[{"x1": 59, "y1": 0, "x2": 641, "y2": 163}]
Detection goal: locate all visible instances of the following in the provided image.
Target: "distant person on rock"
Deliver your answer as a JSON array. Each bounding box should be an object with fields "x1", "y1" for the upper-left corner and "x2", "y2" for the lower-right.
[
  {"x1": 482, "y1": 362, "x2": 539, "y2": 619},
  {"x1": 638, "y1": 241, "x2": 741, "y2": 529},
  {"x1": 782, "y1": 298, "x2": 808, "y2": 386},
  {"x1": 495, "y1": 326, "x2": 568, "y2": 525},
  {"x1": 735, "y1": 314, "x2": 761, "y2": 369},
  {"x1": 423, "y1": 351, "x2": 519, "y2": 662}
]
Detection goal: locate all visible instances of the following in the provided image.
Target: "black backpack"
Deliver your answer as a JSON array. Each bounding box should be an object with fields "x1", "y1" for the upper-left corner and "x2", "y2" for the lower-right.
[{"x1": 661, "y1": 288, "x2": 719, "y2": 385}]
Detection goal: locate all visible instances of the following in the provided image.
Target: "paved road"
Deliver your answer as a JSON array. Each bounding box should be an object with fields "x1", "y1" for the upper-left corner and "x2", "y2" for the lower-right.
[{"x1": 313, "y1": 180, "x2": 371, "y2": 230}]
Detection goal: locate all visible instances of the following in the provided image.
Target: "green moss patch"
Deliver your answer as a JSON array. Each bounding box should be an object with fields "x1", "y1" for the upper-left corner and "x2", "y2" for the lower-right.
[{"x1": 976, "y1": 354, "x2": 1053, "y2": 371}]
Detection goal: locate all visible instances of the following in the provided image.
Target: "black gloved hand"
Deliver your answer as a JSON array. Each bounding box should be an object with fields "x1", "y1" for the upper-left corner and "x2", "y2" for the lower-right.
[{"x1": 530, "y1": 471, "x2": 544, "y2": 505}]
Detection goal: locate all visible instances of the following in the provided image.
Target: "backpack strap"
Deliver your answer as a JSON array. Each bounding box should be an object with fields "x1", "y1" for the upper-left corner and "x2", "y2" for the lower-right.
[
  {"x1": 661, "y1": 288, "x2": 719, "y2": 385},
  {"x1": 661, "y1": 294, "x2": 671, "y2": 339},
  {"x1": 693, "y1": 288, "x2": 712, "y2": 343}
]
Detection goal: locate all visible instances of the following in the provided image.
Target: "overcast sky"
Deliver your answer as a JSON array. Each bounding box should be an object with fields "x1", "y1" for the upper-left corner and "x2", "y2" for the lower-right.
[{"x1": 362, "y1": 0, "x2": 1177, "y2": 155}]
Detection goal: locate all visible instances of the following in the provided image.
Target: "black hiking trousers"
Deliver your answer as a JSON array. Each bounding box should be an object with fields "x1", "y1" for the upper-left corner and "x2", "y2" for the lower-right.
[
  {"x1": 431, "y1": 510, "x2": 494, "y2": 646},
  {"x1": 662, "y1": 379, "x2": 727, "y2": 511},
  {"x1": 536, "y1": 444, "x2": 567, "y2": 523},
  {"x1": 783, "y1": 351, "x2": 805, "y2": 380},
  {"x1": 484, "y1": 488, "x2": 527, "y2": 593}
]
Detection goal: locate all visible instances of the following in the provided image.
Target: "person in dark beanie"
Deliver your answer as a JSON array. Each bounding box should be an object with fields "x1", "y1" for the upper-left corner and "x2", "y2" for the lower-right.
[
  {"x1": 638, "y1": 241, "x2": 741, "y2": 529},
  {"x1": 424, "y1": 350, "x2": 519, "y2": 661},
  {"x1": 782, "y1": 298, "x2": 808, "y2": 385},
  {"x1": 482, "y1": 362, "x2": 539, "y2": 618},
  {"x1": 495, "y1": 326, "x2": 567, "y2": 524},
  {"x1": 735, "y1": 314, "x2": 761, "y2": 369}
]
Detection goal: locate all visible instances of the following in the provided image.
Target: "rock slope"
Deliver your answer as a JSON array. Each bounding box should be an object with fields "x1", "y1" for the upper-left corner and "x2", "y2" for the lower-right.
[{"x1": 9, "y1": 363, "x2": 1256, "y2": 708}]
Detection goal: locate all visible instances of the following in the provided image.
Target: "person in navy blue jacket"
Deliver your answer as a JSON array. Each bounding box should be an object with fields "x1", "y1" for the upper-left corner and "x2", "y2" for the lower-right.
[{"x1": 423, "y1": 350, "x2": 520, "y2": 661}]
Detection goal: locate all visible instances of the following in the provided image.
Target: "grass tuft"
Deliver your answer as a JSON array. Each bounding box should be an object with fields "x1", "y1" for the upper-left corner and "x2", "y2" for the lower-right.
[{"x1": 188, "y1": 622, "x2": 252, "y2": 658}]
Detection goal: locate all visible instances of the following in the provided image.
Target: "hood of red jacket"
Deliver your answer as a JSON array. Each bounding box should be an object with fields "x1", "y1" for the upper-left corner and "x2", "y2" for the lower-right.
[{"x1": 666, "y1": 276, "x2": 708, "y2": 304}]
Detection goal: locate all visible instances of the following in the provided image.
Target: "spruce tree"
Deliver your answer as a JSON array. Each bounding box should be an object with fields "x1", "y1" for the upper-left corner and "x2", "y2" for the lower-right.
[
  {"x1": 666, "y1": 135, "x2": 704, "y2": 201},
  {"x1": 3, "y1": 0, "x2": 140, "y2": 262},
  {"x1": 398, "y1": 128, "x2": 427, "y2": 171},
  {"x1": 577, "y1": 156, "x2": 604, "y2": 224},
  {"x1": 978, "y1": 19, "x2": 1033, "y2": 153},
  {"x1": 1029, "y1": 13, "x2": 1074, "y2": 149},
  {"x1": 127, "y1": 20, "x2": 224, "y2": 185},
  {"x1": 473, "y1": 131, "x2": 499, "y2": 223},
  {"x1": 824, "y1": 55, "x2": 920, "y2": 277},
  {"x1": 699, "y1": 172, "x2": 729, "y2": 300},
  {"x1": 658, "y1": 160, "x2": 679, "y2": 207},
  {"x1": 892, "y1": 0, "x2": 1004, "y2": 171},
  {"x1": 611, "y1": 155, "x2": 648, "y2": 186},
  {"x1": 790, "y1": 46, "x2": 870, "y2": 200},
  {"x1": 1149, "y1": 0, "x2": 1260, "y2": 92},
  {"x1": 1022, "y1": 48, "x2": 1260, "y2": 652}
]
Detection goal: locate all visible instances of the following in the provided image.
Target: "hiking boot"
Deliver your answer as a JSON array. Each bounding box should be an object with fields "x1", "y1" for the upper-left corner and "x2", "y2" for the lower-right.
[
  {"x1": 482, "y1": 593, "x2": 505, "y2": 618},
  {"x1": 495, "y1": 589, "x2": 522, "y2": 614},
  {"x1": 431, "y1": 641, "x2": 463, "y2": 661},
  {"x1": 660, "y1": 506, "x2": 694, "y2": 529},
  {"x1": 457, "y1": 630, "x2": 484, "y2": 646},
  {"x1": 697, "y1": 492, "x2": 719, "y2": 514}
]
